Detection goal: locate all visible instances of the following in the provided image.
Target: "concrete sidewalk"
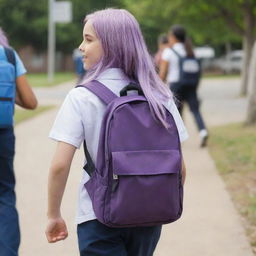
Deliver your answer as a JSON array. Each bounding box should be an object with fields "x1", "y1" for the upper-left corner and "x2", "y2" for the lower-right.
[{"x1": 14, "y1": 78, "x2": 253, "y2": 255}]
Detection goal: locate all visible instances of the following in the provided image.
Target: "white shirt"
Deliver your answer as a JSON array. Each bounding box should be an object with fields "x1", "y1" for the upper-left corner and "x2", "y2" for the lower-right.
[
  {"x1": 49, "y1": 68, "x2": 188, "y2": 224},
  {"x1": 162, "y1": 43, "x2": 186, "y2": 83}
]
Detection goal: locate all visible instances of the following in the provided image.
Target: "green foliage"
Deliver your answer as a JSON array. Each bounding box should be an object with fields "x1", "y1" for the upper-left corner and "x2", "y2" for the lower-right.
[
  {"x1": 0, "y1": 0, "x2": 48, "y2": 50},
  {"x1": 0, "y1": 0, "x2": 124, "y2": 52},
  {"x1": 124, "y1": 0, "x2": 256, "y2": 51},
  {"x1": 0, "y1": 0, "x2": 255, "y2": 53},
  {"x1": 26, "y1": 72, "x2": 75, "y2": 87}
]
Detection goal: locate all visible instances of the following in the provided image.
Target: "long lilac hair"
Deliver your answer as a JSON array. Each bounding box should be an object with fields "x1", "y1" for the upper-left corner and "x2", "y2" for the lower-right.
[
  {"x1": 83, "y1": 9, "x2": 172, "y2": 128},
  {"x1": 0, "y1": 28, "x2": 10, "y2": 47}
]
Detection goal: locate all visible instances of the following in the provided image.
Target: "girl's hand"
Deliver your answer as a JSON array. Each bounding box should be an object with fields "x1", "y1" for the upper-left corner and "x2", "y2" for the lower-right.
[{"x1": 45, "y1": 217, "x2": 68, "y2": 243}]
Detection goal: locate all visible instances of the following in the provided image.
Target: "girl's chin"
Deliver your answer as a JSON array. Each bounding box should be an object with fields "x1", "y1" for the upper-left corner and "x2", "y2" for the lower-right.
[
  {"x1": 83, "y1": 62, "x2": 88, "y2": 69},
  {"x1": 84, "y1": 64, "x2": 90, "y2": 70}
]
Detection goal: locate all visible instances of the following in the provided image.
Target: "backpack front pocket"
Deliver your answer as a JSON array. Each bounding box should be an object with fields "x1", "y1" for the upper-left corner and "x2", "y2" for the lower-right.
[
  {"x1": 0, "y1": 99, "x2": 13, "y2": 128},
  {"x1": 0, "y1": 82, "x2": 15, "y2": 128},
  {"x1": 108, "y1": 150, "x2": 182, "y2": 226}
]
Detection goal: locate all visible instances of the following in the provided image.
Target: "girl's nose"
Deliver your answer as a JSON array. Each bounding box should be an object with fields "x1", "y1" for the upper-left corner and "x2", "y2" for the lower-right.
[{"x1": 79, "y1": 42, "x2": 84, "y2": 52}]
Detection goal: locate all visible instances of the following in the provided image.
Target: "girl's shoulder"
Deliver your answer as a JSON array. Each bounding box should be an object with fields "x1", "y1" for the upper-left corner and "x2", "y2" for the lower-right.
[
  {"x1": 69, "y1": 86, "x2": 97, "y2": 99},
  {"x1": 162, "y1": 47, "x2": 172, "y2": 56},
  {"x1": 162, "y1": 47, "x2": 178, "y2": 61},
  {"x1": 67, "y1": 86, "x2": 105, "y2": 109}
]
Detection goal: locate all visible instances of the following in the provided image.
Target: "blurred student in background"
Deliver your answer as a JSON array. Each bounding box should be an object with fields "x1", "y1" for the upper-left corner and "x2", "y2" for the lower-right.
[
  {"x1": 159, "y1": 25, "x2": 208, "y2": 147},
  {"x1": 73, "y1": 48, "x2": 86, "y2": 84},
  {"x1": 0, "y1": 27, "x2": 37, "y2": 255},
  {"x1": 154, "y1": 34, "x2": 169, "y2": 71}
]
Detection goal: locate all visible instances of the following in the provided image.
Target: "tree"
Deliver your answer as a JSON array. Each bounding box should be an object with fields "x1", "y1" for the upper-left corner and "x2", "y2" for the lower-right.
[
  {"x1": 124, "y1": 0, "x2": 256, "y2": 95},
  {"x1": 204, "y1": 0, "x2": 256, "y2": 96},
  {"x1": 246, "y1": 41, "x2": 256, "y2": 124},
  {"x1": 0, "y1": 0, "x2": 48, "y2": 50},
  {"x1": 0, "y1": 0, "x2": 124, "y2": 52},
  {"x1": 124, "y1": 0, "x2": 241, "y2": 49}
]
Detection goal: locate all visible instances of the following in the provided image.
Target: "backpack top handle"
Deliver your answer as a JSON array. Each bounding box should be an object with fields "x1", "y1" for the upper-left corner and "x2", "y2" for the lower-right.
[{"x1": 119, "y1": 83, "x2": 144, "y2": 97}]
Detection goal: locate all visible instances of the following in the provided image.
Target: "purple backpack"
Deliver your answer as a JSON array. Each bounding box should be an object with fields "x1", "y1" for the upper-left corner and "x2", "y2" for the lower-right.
[{"x1": 78, "y1": 80, "x2": 183, "y2": 227}]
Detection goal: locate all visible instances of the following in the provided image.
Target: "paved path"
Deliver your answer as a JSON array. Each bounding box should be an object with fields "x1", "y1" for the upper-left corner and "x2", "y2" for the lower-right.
[
  {"x1": 33, "y1": 79, "x2": 77, "y2": 105},
  {"x1": 14, "y1": 78, "x2": 253, "y2": 255}
]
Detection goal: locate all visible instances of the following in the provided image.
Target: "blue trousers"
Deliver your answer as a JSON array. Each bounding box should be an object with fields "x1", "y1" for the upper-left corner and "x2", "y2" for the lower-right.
[
  {"x1": 170, "y1": 83, "x2": 206, "y2": 131},
  {"x1": 77, "y1": 220, "x2": 162, "y2": 256},
  {"x1": 0, "y1": 128, "x2": 20, "y2": 256}
]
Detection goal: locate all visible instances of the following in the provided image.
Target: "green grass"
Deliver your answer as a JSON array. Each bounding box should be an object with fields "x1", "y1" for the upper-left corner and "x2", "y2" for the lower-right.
[
  {"x1": 208, "y1": 123, "x2": 256, "y2": 249},
  {"x1": 14, "y1": 105, "x2": 55, "y2": 125},
  {"x1": 26, "y1": 72, "x2": 76, "y2": 88},
  {"x1": 202, "y1": 73, "x2": 241, "y2": 79},
  {"x1": 208, "y1": 123, "x2": 256, "y2": 175}
]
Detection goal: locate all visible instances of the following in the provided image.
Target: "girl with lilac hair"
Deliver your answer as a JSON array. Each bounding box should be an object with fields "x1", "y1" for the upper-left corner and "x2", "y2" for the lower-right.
[{"x1": 46, "y1": 8, "x2": 188, "y2": 256}]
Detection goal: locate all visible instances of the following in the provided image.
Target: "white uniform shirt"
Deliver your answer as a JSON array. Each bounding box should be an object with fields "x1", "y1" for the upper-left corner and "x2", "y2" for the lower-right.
[
  {"x1": 49, "y1": 68, "x2": 189, "y2": 224},
  {"x1": 162, "y1": 42, "x2": 186, "y2": 83}
]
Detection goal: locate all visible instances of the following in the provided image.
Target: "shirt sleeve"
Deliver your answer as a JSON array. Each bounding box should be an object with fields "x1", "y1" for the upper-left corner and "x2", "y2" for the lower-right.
[
  {"x1": 13, "y1": 50, "x2": 27, "y2": 77},
  {"x1": 49, "y1": 89, "x2": 85, "y2": 148},
  {"x1": 161, "y1": 48, "x2": 171, "y2": 62},
  {"x1": 164, "y1": 99, "x2": 189, "y2": 143}
]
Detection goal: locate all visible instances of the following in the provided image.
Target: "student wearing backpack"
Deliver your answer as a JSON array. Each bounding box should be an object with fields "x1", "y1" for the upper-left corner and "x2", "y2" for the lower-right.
[
  {"x1": 45, "y1": 9, "x2": 188, "y2": 256},
  {"x1": 73, "y1": 47, "x2": 86, "y2": 83},
  {"x1": 159, "y1": 25, "x2": 208, "y2": 147},
  {"x1": 154, "y1": 34, "x2": 169, "y2": 70},
  {"x1": 0, "y1": 28, "x2": 37, "y2": 255}
]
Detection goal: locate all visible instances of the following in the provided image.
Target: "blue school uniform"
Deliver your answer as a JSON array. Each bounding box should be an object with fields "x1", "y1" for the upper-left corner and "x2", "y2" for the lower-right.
[{"x1": 0, "y1": 45, "x2": 26, "y2": 256}]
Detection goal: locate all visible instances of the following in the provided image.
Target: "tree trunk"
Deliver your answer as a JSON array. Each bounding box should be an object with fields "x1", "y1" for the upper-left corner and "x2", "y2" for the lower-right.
[
  {"x1": 246, "y1": 41, "x2": 256, "y2": 124},
  {"x1": 240, "y1": 35, "x2": 255, "y2": 95},
  {"x1": 225, "y1": 42, "x2": 232, "y2": 73},
  {"x1": 240, "y1": 1, "x2": 255, "y2": 95}
]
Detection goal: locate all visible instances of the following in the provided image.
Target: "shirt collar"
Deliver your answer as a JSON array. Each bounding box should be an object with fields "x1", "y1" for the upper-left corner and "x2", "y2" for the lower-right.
[
  {"x1": 173, "y1": 42, "x2": 184, "y2": 50},
  {"x1": 97, "y1": 68, "x2": 130, "y2": 81}
]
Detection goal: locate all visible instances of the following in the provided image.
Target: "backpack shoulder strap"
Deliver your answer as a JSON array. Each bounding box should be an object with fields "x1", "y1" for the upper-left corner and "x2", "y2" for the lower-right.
[
  {"x1": 76, "y1": 80, "x2": 118, "y2": 105},
  {"x1": 76, "y1": 80, "x2": 118, "y2": 176},
  {"x1": 4, "y1": 47, "x2": 17, "y2": 78},
  {"x1": 170, "y1": 47, "x2": 182, "y2": 59},
  {"x1": 83, "y1": 140, "x2": 95, "y2": 177},
  {"x1": 4, "y1": 47, "x2": 16, "y2": 67}
]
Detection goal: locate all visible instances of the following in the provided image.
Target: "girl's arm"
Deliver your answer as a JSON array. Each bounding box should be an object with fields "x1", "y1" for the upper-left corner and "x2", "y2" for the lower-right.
[
  {"x1": 16, "y1": 75, "x2": 37, "y2": 109},
  {"x1": 46, "y1": 141, "x2": 76, "y2": 243},
  {"x1": 159, "y1": 60, "x2": 169, "y2": 82}
]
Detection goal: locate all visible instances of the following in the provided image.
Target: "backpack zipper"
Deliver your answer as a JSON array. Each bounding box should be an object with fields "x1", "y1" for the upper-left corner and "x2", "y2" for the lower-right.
[{"x1": 113, "y1": 174, "x2": 118, "y2": 180}]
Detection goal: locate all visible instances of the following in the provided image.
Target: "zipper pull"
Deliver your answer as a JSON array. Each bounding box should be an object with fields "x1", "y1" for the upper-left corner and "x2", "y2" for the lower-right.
[
  {"x1": 113, "y1": 174, "x2": 118, "y2": 180},
  {"x1": 112, "y1": 173, "x2": 119, "y2": 192}
]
